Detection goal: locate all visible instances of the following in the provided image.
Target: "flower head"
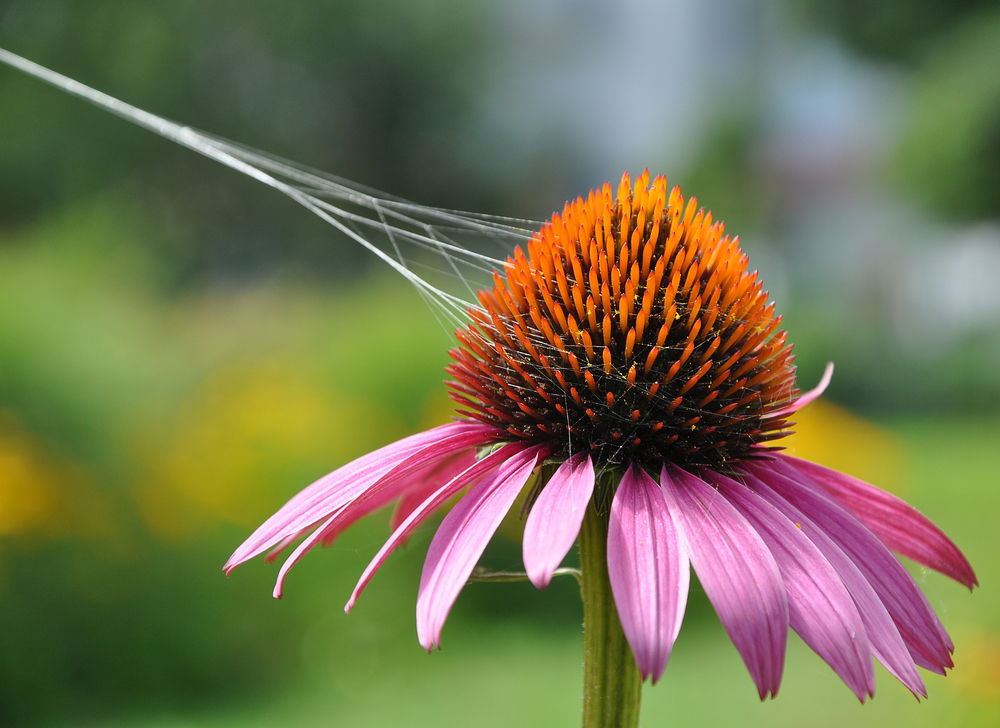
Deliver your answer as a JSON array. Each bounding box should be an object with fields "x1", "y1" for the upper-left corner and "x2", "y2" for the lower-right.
[
  {"x1": 226, "y1": 172, "x2": 976, "y2": 702},
  {"x1": 448, "y1": 170, "x2": 793, "y2": 470}
]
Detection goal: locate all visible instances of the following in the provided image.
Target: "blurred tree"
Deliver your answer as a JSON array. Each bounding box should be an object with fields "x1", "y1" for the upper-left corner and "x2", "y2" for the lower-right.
[
  {"x1": 0, "y1": 0, "x2": 500, "y2": 281},
  {"x1": 795, "y1": 0, "x2": 1000, "y2": 221},
  {"x1": 678, "y1": 120, "x2": 771, "y2": 237},
  {"x1": 797, "y1": 0, "x2": 998, "y2": 64},
  {"x1": 894, "y1": 7, "x2": 1000, "y2": 220}
]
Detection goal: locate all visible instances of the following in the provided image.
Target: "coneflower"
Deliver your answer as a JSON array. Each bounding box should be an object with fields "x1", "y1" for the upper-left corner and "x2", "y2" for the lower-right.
[
  {"x1": 0, "y1": 48, "x2": 976, "y2": 728},
  {"x1": 226, "y1": 171, "x2": 977, "y2": 725}
]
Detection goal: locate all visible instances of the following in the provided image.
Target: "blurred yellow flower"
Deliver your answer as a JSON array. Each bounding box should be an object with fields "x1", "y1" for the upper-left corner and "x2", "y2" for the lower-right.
[
  {"x1": 133, "y1": 359, "x2": 403, "y2": 539},
  {"x1": 0, "y1": 413, "x2": 58, "y2": 537},
  {"x1": 0, "y1": 411, "x2": 107, "y2": 543},
  {"x1": 782, "y1": 399, "x2": 909, "y2": 495}
]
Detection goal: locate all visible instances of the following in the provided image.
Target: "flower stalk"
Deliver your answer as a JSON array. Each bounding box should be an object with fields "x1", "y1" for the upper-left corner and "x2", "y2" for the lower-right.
[{"x1": 579, "y1": 499, "x2": 642, "y2": 728}]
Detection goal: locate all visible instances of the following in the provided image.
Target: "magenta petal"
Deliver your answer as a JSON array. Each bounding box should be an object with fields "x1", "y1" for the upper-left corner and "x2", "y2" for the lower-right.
[
  {"x1": 523, "y1": 452, "x2": 596, "y2": 589},
  {"x1": 272, "y1": 510, "x2": 343, "y2": 598},
  {"x1": 775, "y1": 362, "x2": 834, "y2": 416},
  {"x1": 778, "y1": 455, "x2": 978, "y2": 590},
  {"x1": 704, "y1": 471, "x2": 875, "y2": 701},
  {"x1": 662, "y1": 464, "x2": 788, "y2": 700},
  {"x1": 607, "y1": 463, "x2": 689, "y2": 684},
  {"x1": 225, "y1": 421, "x2": 499, "y2": 573},
  {"x1": 751, "y1": 462, "x2": 954, "y2": 674},
  {"x1": 319, "y1": 449, "x2": 479, "y2": 548},
  {"x1": 741, "y1": 467, "x2": 926, "y2": 697},
  {"x1": 391, "y1": 450, "x2": 479, "y2": 533},
  {"x1": 305, "y1": 424, "x2": 501, "y2": 550},
  {"x1": 264, "y1": 532, "x2": 304, "y2": 564},
  {"x1": 345, "y1": 442, "x2": 531, "y2": 612},
  {"x1": 416, "y1": 445, "x2": 547, "y2": 651}
]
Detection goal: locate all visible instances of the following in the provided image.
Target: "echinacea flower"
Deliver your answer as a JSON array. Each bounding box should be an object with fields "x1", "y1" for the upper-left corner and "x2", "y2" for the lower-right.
[
  {"x1": 0, "y1": 45, "x2": 975, "y2": 725},
  {"x1": 225, "y1": 171, "x2": 976, "y2": 705}
]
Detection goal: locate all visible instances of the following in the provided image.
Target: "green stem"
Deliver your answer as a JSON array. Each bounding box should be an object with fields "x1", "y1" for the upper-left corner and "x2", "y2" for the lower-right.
[{"x1": 579, "y1": 501, "x2": 642, "y2": 728}]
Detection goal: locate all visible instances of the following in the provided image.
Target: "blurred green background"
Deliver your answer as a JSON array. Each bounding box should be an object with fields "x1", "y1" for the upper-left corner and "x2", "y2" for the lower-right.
[{"x1": 0, "y1": 0, "x2": 998, "y2": 726}]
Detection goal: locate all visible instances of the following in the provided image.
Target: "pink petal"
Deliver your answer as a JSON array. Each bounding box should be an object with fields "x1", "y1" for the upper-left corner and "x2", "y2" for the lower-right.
[
  {"x1": 267, "y1": 452, "x2": 478, "y2": 564},
  {"x1": 264, "y1": 533, "x2": 302, "y2": 564},
  {"x1": 751, "y1": 461, "x2": 954, "y2": 674},
  {"x1": 523, "y1": 452, "x2": 596, "y2": 589},
  {"x1": 703, "y1": 470, "x2": 875, "y2": 701},
  {"x1": 779, "y1": 455, "x2": 977, "y2": 589},
  {"x1": 391, "y1": 450, "x2": 479, "y2": 533},
  {"x1": 741, "y1": 466, "x2": 926, "y2": 697},
  {"x1": 416, "y1": 445, "x2": 548, "y2": 650},
  {"x1": 316, "y1": 449, "x2": 480, "y2": 548},
  {"x1": 662, "y1": 464, "x2": 788, "y2": 700},
  {"x1": 269, "y1": 449, "x2": 485, "y2": 599},
  {"x1": 344, "y1": 442, "x2": 532, "y2": 613},
  {"x1": 607, "y1": 463, "x2": 689, "y2": 684},
  {"x1": 225, "y1": 421, "x2": 499, "y2": 572},
  {"x1": 775, "y1": 362, "x2": 834, "y2": 416},
  {"x1": 311, "y1": 437, "x2": 493, "y2": 549},
  {"x1": 271, "y1": 511, "x2": 339, "y2": 598}
]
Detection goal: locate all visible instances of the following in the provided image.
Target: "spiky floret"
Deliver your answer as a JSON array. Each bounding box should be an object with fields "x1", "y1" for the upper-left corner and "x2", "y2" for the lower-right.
[{"x1": 447, "y1": 171, "x2": 798, "y2": 469}]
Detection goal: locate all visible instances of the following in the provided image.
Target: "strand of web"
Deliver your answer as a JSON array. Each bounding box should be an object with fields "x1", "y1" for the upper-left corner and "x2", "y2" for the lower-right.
[
  {"x1": 0, "y1": 48, "x2": 511, "y2": 307},
  {"x1": 0, "y1": 49, "x2": 591, "y2": 364},
  {"x1": 202, "y1": 132, "x2": 537, "y2": 251},
  {"x1": 200, "y1": 132, "x2": 530, "y2": 291},
  {"x1": 0, "y1": 45, "x2": 662, "y2": 453},
  {"x1": 0, "y1": 47, "x2": 541, "y2": 328}
]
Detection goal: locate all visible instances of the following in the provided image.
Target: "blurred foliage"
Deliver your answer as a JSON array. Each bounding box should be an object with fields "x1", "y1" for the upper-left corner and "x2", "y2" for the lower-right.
[
  {"x1": 797, "y1": 0, "x2": 998, "y2": 64},
  {"x1": 782, "y1": 400, "x2": 909, "y2": 495},
  {"x1": 780, "y1": 298, "x2": 1000, "y2": 416},
  {"x1": 0, "y1": 413, "x2": 76, "y2": 537},
  {"x1": 134, "y1": 360, "x2": 402, "y2": 537},
  {"x1": 894, "y1": 6, "x2": 1000, "y2": 220},
  {"x1": 678, "y1": 120, "x2": 772, "y2": 237},
  {"x1": 798, "y1": 0, "x2": 1000, "y2": 221},
  {"x1": 0, "y1": 195, "x2": 458, "y2": 724},
  {"x1": 0, "y1": 0, "x2": 504, "y2": 280}
]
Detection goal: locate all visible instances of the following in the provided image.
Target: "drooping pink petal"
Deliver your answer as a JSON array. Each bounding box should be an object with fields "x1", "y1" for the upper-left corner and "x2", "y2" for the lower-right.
[
  {"x1": 750, "y1": 462, "x2": 954, "y2": 674},
  {"x1": 274, "y1": 457, "x2": 490, "y2": 600},
  {"x1": 703, "y1": 470, "x2": 875, "y2": 701},
  {"x1": 774, "y1": 362, "x2": 834, "y2": 416},
  {"x1": 264, "y1": 533, "x2": 302, "y2": 564},
  {"x1": 300, "y1": 423, "x2": 498, "y2": 540},
  {"x1": 769, "y1": 458, "x2": 958, "y2": 659},
  {"x1": 225, "y1": 421, "x2": 500, "y2": 573},
  {"x1": 272, "y1": 511, "x2": 340, "y2": 598},
  {"x1": 523, "y1": 452, "x2": 596, "y2": 589},
  {"x1": 265, "y1": 452, "x2": 478, "y2": 564},
  {"x1": 778, "y1": 455, "x2": 978, "y2": 589},
  {"x1": 740, "y1": 467, "x2": 926, "y2": 697},
  {"x1": 391, "y1": 450, "x2": 479, "y2": 533},
  {"x1": 606, "y1": 463, "x2": 689, "y2": 684},
  {"x1": 316, "y1": 449, "x2": 479, "y2": 548},
  {"x1": 416, "y1": 445, "x2": 548, "y2": 651},
  {"x1": 662, "y1": 464, "x2": 788, "y2": 700},
  {"x1": 345, "y1": 442, "x2": 531, "y2": 613}
]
